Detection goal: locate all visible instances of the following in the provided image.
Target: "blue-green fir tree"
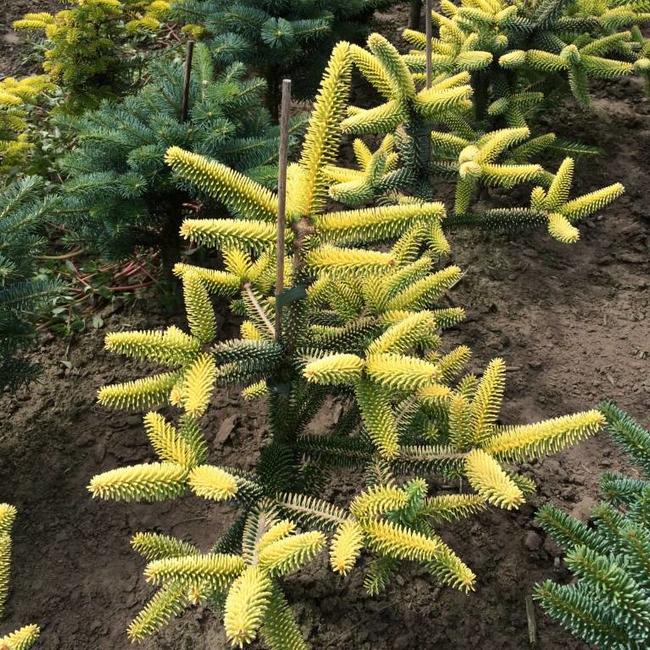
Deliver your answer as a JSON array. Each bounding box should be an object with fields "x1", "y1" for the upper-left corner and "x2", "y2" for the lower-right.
[
  {"x1": 0, "y1": 176, "x2": 60, "y2": 389},
  {"x1": 59, "y1": 43, "x2": 305, "y2": 277},
  {"x1": 169, "y1": 0, "x2": 399, "y2": 111}
]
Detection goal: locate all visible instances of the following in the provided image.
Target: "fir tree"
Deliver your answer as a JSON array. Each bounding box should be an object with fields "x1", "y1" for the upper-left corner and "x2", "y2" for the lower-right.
[
  {"x1": 58, "y1": 44, "x2": 305, "y2": 277},
  {"x1": 535, "y1": 404, "x2": 650, "y2": 649},
  {"x1": 169, "y1": 0, "x2": 398, "y2": 111},
  {"x1": 13, "y1": 0, "x2": 171, "y2": 110},
  {"x1": 401, "y1": 0, "x2": 650, "y2": 116},
  {"x1": 326, "y1": 30, "x2": 626, "y2": 239},
  {"x1": 89, "y1": 43, "x2": 606, "y2": 648},
  {"x1": 0, "y1": 177, "x2": 60, "y2": 389},
  {"x1": 0, "y1": 504, "x2": 40, "y2": 650}
]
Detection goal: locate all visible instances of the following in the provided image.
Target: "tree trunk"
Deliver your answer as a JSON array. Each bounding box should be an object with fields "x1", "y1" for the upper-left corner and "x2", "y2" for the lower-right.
[
  {"x1": 159, "y1": 209, "x2": 184, "y2": 302},
  {"x1": 267, "y1": 67, "x2": 281, "y2": 122},
  {"x1": 409, "y1": 0, "x2": 422, "y2": 30},
  {"x1": 472, "y1": 70, "x2": 490, "y2": 124}
]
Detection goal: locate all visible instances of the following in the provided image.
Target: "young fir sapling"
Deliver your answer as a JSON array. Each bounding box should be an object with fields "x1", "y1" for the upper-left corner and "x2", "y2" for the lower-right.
[
  {"x1": 0, "y1": 76, "x2": 53, "y2": 177},
  {"x1": 58, "y1": 43, "x2": 304, "y2": 275},
  {"x1": 89, "y1": 41, "x2": 608, "y2": 649},
  {"x1": 168, "y1": 0, "x2": 399, "y2": 111},
  {"x1": 328, "y1": 31, "x2": 626, "y2": 240},
  {"x1": 401, "y1": 0, "x2": 650, "y2": 115},
  {"x1": 535, "y1": 404, "x2": 650, "y2": 649},
  {"x1": 13, "y1": 0, "x2": 172, "y2": 110}
]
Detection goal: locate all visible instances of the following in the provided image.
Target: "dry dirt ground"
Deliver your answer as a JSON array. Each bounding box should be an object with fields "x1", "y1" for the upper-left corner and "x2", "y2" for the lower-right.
[{"x1": 1, "y1": 2, "x2": 649, "y2": 649}]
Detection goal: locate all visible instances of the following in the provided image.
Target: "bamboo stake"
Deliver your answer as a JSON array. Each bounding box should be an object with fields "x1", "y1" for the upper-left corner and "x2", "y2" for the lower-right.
[
  {"x1": 180, "y1": 40, "x2": 195, "y2": 123},
  {"x1": 425, "y1": 0, "x2": 433, "y2": 89},
  {"x1": 275, "y1": 79, "x2": 291, "y2": 341}
]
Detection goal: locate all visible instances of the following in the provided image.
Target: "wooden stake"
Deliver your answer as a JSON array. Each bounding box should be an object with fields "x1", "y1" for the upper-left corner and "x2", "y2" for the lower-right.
[
  {"x1": 275, "y1": 79, "x2": 292, "y2": 341},
  {"x1": 425, "y1": 0, "x2": 433, "y2": 89},
  {"x1": 180, "y1": 40, "x2": 195, "y2": 123},
  {"x1": 525, "y1": 595, "x2": 538, "y2": 647}
]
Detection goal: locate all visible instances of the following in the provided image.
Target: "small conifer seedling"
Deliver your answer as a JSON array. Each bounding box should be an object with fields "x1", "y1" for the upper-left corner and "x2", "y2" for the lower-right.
[
  {"x1": 90, "y1": 42, "x2": 607, "y2": 648},
  {"x1": 401, "y1": 0, "x2": 650, "y2": 114},
  {"x1": 169, "y1": 0, "x2": 399, "y2": 110},
  {"x1": 14, "y1": 0, "x2": 171, "y2": 110},
  {"x1": 0, "y1": 75, "x2": 53, "y2": 177}
]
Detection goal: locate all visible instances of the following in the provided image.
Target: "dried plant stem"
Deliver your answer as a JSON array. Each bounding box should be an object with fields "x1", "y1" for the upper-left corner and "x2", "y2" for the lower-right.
[{"x1": 526, "y1": 595, "x2": 538, "y2": 647}]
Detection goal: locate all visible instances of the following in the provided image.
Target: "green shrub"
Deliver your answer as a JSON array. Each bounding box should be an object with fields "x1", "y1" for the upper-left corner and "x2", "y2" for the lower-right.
[
  {"x1": 13, "y1": 0, "x2": 171, "y2": 110},
  {"x1": 88, "y1": 42, "x2": 610, "y2": 649},
  {"x1": 0, "y1": 177, "x2": 60, "y2": 389},
  {"x1": 327, "y1": 30, "x2": 628, "y2": 238},
  {"x1": 170, "y1": 0, "x2": 399, "y2": 108},
  {"x1": 58, "y1": 44, "x2": 305, "y2": 276},
  {"x1": 535, "y1": 403, "x2": 650, "y2": 649}
]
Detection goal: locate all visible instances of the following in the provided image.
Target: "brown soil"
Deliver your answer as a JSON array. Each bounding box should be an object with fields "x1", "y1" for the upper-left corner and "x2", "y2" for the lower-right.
[{"x1": 1, "y1": 2, "x2": 649, "y2": 649}]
